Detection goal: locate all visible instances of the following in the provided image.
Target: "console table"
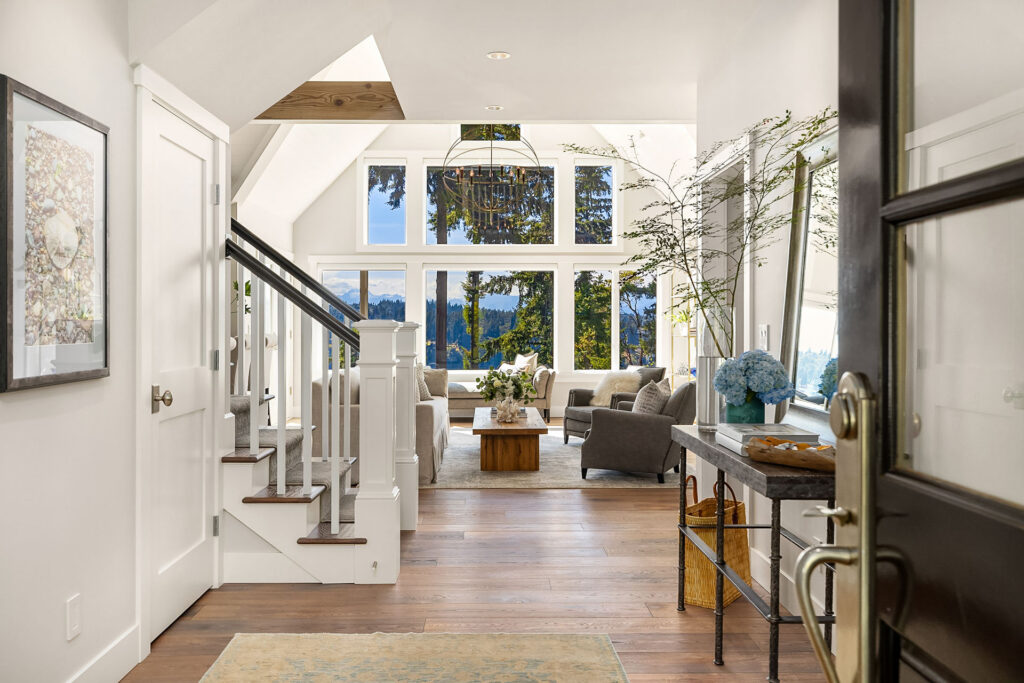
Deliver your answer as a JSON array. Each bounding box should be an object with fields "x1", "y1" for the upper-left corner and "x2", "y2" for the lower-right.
[{"x1": 671, "y1": 425, "x2": 835, "y2": 682}]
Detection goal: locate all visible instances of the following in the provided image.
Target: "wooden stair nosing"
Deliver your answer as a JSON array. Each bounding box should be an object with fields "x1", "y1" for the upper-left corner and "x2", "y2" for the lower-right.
[
  {"x1": 297, "y1": 522, "x2": 367, "y2": 545},
  {"x1": 222, "y1": 446, "x2": 275, "y2": 463},
  {"x1": 242, "y1": 484, "x2": 326, "y2": 504}
]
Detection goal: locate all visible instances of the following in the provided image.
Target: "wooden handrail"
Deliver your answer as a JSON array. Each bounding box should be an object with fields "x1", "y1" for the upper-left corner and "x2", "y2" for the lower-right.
[
  {"x1": 226, "y1": 239, "x2": 360, "y2": 350},
  {"x1": 230, "y1": 218, "x2": 364, "y2": 322}
]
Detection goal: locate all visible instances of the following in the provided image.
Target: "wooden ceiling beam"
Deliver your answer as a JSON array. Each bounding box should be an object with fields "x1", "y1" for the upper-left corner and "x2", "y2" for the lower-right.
[{"x1": 256, "y1": 81, "x2": 405, "y2": 121}]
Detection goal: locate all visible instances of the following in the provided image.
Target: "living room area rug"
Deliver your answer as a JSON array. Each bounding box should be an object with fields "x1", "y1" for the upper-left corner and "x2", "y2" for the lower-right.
[
  {"x1": 422, "y1": 424, "x2": 684, "y2": 489},
  {"x1": 201, "y1": 632, "x2": 629, "y2": 682}
]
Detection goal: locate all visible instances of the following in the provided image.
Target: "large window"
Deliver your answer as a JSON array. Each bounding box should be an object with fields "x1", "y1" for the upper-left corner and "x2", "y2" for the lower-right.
[
  {"x1": 575, "y1": 165, "x2": 614, "y2": 244},
  {"x1": 367, "y1": 165, "x2": 406, "y2": 245},
  {"x1": 425, "y1": 166, "x2": 555, "y2": 245},
  {"x1": 425, "y1": 269, "x2": 553, "y2": 369},
  {"x1": 619, "y1": 270, "x2": 656, "y2": 368},
  {"x1": 322, "y1": 270, "x2": 406, "y2": 321},
  {"x1": 574, "y1": 270, "x2": 612, "y2": 369}
]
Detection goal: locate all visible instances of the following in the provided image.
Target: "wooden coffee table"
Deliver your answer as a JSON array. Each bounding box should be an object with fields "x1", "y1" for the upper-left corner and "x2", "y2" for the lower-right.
[{"x1": 472, "y1": 406, "x2": 548, "y2": 471}]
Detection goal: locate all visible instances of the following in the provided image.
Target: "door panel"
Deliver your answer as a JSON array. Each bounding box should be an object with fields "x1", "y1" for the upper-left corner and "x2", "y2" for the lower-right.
[
  {"x1": 900, "y1": 200, "x2": 1024, "y2": 506},
  {"x1": 147, "y1": 101, "x2": 216, "y2": 638}
]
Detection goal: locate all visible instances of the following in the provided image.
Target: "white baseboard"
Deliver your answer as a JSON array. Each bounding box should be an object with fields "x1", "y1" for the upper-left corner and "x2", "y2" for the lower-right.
[{"x1": 68, "y1": 623, "x2": 140, "y2": 683}]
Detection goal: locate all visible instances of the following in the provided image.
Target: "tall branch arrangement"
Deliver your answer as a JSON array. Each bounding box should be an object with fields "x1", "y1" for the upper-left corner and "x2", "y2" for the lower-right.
[{"x1": 564, "y1": 107, "x2": 837, "y2": 358}]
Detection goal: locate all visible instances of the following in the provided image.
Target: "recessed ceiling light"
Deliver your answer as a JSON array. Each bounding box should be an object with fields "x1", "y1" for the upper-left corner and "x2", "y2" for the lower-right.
[
  {"x1": 486, "y1": 51, "x2": 511, "y2": 60},
  {"x1": 485, "y1": 105, "x2": 504, "y2": 111}
]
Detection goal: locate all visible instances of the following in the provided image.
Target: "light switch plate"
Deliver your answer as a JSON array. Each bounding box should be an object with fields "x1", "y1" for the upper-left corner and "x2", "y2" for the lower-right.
[
  {"x1": 758, "y1": 324, "x2": 770, "y2": 351},
  {"x1": 66, "y1": 594, "x2": 81, "y2": 641}
]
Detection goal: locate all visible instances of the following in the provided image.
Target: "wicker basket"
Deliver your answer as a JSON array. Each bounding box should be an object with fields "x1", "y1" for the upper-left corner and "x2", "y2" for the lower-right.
[{"x1": 682, "y1": 475, "x2": 752, "y2": 609}]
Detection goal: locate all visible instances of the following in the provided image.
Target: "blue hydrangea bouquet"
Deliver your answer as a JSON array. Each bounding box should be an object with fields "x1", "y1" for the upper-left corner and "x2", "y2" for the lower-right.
[{"x1": 713, "y1": 350, "x2": 796, "y2": 423}]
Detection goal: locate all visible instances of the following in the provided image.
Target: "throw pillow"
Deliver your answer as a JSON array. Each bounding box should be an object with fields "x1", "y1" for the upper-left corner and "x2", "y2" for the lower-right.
[
  {"x1": 498, "y1": 362, "x2": 518, "y2": 374},
  {"x1": 590, "y1": 370, "x2": 642, "y2": 407},
  {"x1": 532, "y1": 367, "x2": 551, "y2": 399},
  {"x1": 415, "y1": 364, "x2": 432, "y2": 401},
  {"x1": 422, "y1": 367, "x2": 448, "y2": 397},
  {"x1": 632, "y1": 378, "x2": 672, "y2": 414},
  {"x1": 515, "y1": 352, "x2": 538, "y2": 374}
]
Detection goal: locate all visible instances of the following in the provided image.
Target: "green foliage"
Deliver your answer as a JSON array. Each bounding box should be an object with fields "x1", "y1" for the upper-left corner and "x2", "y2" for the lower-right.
[
  {"x1": 574, "y1": 165, "x2": 613, "y2": 244},
  {"x1": 367, "y1": 165, "x2": 406, "y2": 210},
  {"x1": 232, "y1": 279, "x2": 251, "y2": 314},
  {"x1": 480, "y1": 271, "x2": 554, "y2": 368},
  {"x1": 574, "y1": 271, "x2": 612, "y2": 369},
  {"x1": 565, "y1": 107, "x2": 837, "y2": 358},
  {"x1": 474, "y1": 367, "x2": 537, "y2": 404},
  {"x1": 619, "y1": 270, "x2": 657, "y2": 367}
]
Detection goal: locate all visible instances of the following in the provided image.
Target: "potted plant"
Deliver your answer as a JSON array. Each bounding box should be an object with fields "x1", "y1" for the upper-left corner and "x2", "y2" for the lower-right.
[
  {"x1": 713, "y1": 350, "x2": 795, "y2": 423},
  {"x1": 475, "y1": 367, "x2": 537, "y2": 422}
]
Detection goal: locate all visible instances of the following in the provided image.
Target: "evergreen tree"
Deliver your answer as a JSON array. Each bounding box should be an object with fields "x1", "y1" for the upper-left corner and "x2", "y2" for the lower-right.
[
  {"x1": 574, "y1": 271, "x2": 612, "y2": 369},
  {"x1": 574, "y1": 166, "x2": 613, "y2": 244}
]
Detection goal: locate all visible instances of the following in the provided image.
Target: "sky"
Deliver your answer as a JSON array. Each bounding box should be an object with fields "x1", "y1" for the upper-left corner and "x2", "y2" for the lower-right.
[
  {"x1": 322, "y1": 270, "x2": 406, "y2": 304},
  {"x1": 367, "y1": 188, "x2": 405, "y2": 245}
]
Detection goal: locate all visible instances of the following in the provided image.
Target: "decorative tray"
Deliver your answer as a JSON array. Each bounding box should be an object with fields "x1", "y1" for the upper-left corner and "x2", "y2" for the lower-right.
[{"x1": 744, "y1": 437, "x2": 836, "y2": 472}]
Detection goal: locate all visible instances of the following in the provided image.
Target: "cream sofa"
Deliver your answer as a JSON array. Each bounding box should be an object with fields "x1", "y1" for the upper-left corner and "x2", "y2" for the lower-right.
[
  {"x1": 447, "y1": 366, "x2": 557, "y2": 421},
  {"x1": 311, "y1": 367, "x2": 450, "y2": 485}
]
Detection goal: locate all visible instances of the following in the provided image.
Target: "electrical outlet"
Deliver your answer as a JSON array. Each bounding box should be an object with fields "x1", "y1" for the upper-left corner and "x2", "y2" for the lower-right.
[
  {"x1": 758, "y1": 324, "x2": 770, "y2": 351},
  {"x1": 66, "y1": 594, "x2": 82, "y2": 641}
]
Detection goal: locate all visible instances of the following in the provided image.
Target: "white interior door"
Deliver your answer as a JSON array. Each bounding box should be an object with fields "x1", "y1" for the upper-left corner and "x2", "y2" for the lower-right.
[{"x1": 145, "y1": 100, "x2": 216, "y2": 638}]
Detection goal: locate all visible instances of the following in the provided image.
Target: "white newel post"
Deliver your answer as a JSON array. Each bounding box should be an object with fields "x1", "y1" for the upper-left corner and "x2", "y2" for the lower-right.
[
  {"x1": 395, "y1": 322, "x2": 420, "y2": 531},
  {"x1": 352, "y1": 320, "x2": 401, "y2": 583}
]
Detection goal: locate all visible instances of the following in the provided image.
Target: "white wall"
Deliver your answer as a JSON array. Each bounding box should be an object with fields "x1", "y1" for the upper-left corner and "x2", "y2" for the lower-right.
[
  {"x1": 0, "y1": 0, "x2": 140, "y2": 680},
  {"x1": 291, "y1": 123, "x2": 693, "y2": 416},
  {"x1": 695, "y1": 0, "x2": 838, "y2": 613}
]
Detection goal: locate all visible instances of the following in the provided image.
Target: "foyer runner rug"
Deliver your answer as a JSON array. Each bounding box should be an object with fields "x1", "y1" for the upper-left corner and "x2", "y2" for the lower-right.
[
  {"x1": 201, "y1": 633, "x2": 629, "y2": 682},
  {"x1": 422, "y1": 424, "x2": 684, "y2": 489}
]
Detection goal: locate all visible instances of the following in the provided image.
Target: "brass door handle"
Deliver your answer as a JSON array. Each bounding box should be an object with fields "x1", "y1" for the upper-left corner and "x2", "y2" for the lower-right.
[
  {"x1": 795, "y1": 545, "x2": 859, "y2": 683},
  {"x1": 803, "y1": 505, "x2": 854, "y2": 525},
  {"x1": 151, "y1": 385, "x2": 174, "y2": 413}
]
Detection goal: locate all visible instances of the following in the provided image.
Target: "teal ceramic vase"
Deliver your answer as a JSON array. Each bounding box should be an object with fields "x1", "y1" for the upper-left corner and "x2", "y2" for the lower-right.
[{"x1": 724, "y1": 394, "x2": 765, "y2": 424}]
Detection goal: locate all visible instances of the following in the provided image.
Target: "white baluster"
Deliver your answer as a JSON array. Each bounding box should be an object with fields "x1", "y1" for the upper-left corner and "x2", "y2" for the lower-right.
[
  {"x1": 235, "y1": 264, "x2": 246, "y2": 395},
  {"x1": 276, "y1": 291, "x2": 287, "y2": 495},
  {"x1": 343, "y1": 339, "x2": 352, "y2": 466},
  {"x1": 249, "y1": 274, "x2": 261, "y2": 457},
  {"x1": 301, "y1": 305, "x2": 312, "y2": 496},
  {"x1": 321, "y1": 324, "x2": 329, "y2": 462},
  {"x1": 331, "y1": 333, "x2": 341, "y2": 534},
  {"x1": 395, "y1": 322, "x2": 420, "y2": 531},
  {"x1": 353, "y1": 320, "x2": 400, "y2": 584}
]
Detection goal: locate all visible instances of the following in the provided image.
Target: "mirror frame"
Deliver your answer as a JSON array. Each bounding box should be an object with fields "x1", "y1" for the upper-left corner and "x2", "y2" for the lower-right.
[{"x1": 778, "y1": 129, "x2": 838, "y2": 437}]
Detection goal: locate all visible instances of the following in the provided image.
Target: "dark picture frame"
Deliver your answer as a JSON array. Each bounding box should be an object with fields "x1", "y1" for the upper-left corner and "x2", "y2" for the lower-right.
[{"x1": 1, "y1": 75, "x2": 109, "y2": 391}]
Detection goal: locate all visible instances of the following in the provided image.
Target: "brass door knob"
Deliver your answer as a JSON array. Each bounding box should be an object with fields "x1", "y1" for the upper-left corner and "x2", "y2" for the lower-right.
[{"x1": 151, "y1": 385, "x2": 174, "y2": 413}]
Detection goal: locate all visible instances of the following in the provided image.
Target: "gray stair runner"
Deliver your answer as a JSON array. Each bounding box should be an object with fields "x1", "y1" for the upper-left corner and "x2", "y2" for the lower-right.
[{"x1": 231, "y1": 394, "x2": 356, "y2": 525}]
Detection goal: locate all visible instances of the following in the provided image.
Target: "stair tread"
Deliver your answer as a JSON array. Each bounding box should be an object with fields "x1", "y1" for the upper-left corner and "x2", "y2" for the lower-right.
[
  {"x1": 236, "y1": 425, "x2": 312, "y2": 450},
  {"x1": 297, "y1": 522, "x2": 367, "y2": 545},
  {"x1": 222, "y1": 446, "x2": 275, "y2": 463},
  {"x1": 230, "y1": 393, "x2": 275, "y2": 413},
  {"x1": 242, "y1": 484, "x2": 326, "y2": 504}
]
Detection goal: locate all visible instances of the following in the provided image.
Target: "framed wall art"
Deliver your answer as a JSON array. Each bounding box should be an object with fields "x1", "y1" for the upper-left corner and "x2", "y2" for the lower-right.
[{"x1": 1, "y1": 75, "x2": 109, "y2": 391}]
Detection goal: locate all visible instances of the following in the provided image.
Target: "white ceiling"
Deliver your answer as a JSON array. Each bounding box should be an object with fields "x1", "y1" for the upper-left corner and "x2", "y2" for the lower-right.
[{"x1": 133, "y1": 0, "x2": 762, "y2": 128}]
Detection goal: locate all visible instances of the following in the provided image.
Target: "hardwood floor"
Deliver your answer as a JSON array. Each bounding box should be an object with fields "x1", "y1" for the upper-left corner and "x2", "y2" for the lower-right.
[{"x1": 124, "y1": 488, "x2": 823, "y2": 682}]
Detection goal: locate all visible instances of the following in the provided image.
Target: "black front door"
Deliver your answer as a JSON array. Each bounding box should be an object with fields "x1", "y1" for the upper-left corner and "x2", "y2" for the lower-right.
[{"x1": 825, "y1": 1, "x2": 1024, "y2": 680}]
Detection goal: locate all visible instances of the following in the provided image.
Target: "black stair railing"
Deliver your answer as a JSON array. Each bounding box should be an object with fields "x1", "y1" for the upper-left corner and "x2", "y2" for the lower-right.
[
  {"x1": 230, "y1": 218, "x2": 364, "y2": 324},
  {"x1": 225, "y1": 239, "x2": 360, "y2": 350}
]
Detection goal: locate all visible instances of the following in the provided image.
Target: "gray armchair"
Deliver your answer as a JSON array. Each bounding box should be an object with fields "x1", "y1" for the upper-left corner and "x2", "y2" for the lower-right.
[
  {"x1": 563, "y1": 367, "x2": 666, "y2": 443},
  {"x1": 580, "y1": 381, "x2": 696, "y2": 483}
]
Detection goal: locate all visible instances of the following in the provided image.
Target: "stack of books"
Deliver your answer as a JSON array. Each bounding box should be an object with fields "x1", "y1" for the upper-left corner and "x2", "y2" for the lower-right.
[{"x1": 715, "y1": 423, "x2": 819, "y2": 456}]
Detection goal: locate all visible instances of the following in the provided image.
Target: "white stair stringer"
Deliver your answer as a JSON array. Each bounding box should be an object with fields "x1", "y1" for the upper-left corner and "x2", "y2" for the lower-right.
[{"x1": 222, "y1": 460, "x2": 357, "y2": 584}]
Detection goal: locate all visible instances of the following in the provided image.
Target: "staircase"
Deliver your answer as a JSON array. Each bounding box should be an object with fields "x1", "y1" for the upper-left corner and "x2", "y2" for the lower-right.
[{"x1": 219, "y1": 219, "x2": 420, "y2": 584}]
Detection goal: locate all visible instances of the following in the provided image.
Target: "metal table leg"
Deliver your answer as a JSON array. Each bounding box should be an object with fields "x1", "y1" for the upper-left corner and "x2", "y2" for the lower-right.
[
  {"x1": 825, "y1": 496, "x2": 835, "y2": 649},
  {"x1": 769, "y1": 497, "x2": 782, "y2": 682},
  {"x1": 714, "y1": 468, "x2": 725, "y2": 666},
  {"x1": 678, "y1": 447, "x2": 688, "y2": 612}
]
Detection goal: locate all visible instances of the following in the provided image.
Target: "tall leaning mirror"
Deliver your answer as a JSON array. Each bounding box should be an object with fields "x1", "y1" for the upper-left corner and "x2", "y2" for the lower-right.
[{"x1": 779, "y1": 131, "x2": 838, "y2": 438}]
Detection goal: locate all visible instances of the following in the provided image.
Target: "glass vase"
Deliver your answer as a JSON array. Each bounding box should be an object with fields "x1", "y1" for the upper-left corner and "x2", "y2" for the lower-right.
[{"x1": 697, "y1": 356, "x2": 724, "y2": 432}]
